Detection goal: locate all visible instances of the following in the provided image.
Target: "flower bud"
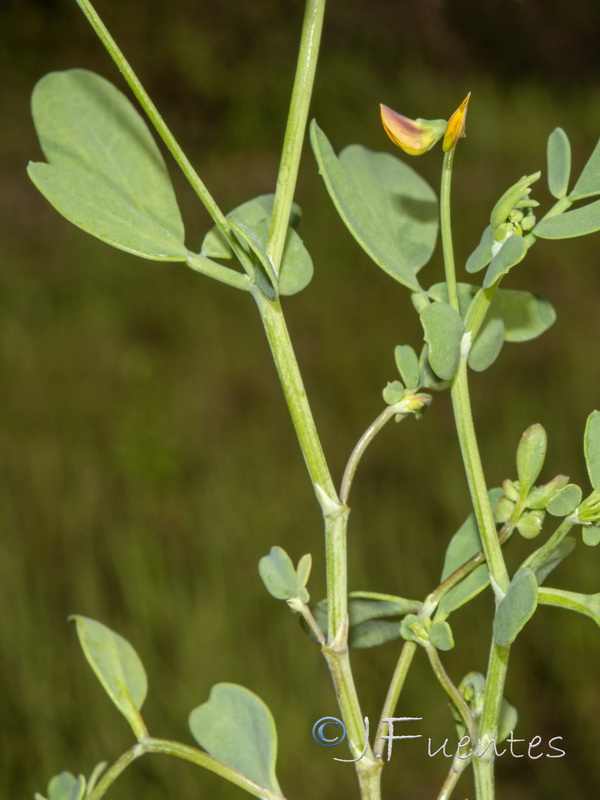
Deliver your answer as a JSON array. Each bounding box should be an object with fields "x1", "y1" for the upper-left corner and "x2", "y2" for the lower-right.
[
  {"x1": 380, "y1": 104, "x2": 447, "y2": 156},
  {"x1": 443, "y1": 92, "x2": 471, "y2": 152}
]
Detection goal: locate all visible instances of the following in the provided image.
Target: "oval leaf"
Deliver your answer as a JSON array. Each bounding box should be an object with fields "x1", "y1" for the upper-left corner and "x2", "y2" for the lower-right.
[
  {"x1": 468, "y1": 313, "x2": 504, "y2": 372},
  {"x1": 70, "y1": 615, "x2": 147, "y2": 739},
  {"x1": 483, "y1": 234, "x2": 527, "y2": 288},
  {"x1": 48, "y1": 773, "x2": 85, "y2": 800},
  {"x1": 420, "y1": 302, "x2": 464, "y2": 381},
  {"x1": 516, "y1": 423, "x2": 547, "y2": 496},
  {"x1": 584, "y1": 410, "x2": 600, "y2": 490},
  {"x1": 493, "y1": 568, "x2": 538, "y2": 647},
  {"x1": 534, "y1": 198, "x2": 600, "y2": 239},
  {"x1": 429, "y1": 620, "x2": 454, "y2": 651},
  {"x1": 394, "y1": 345, "x2": 420, "y2": 389},
  {"x1": 310, "y1": 121, "x2": 437, "y2": 290},
  {"x1": 497, "y1": 289, "x2": 556, "y2": 342},
  {"x1": 546, "y1": 484, "x2": 582, "y2": 517},
  {"x1": 465, "y1": 225, "x2": 494, "y2": 273},
  {"x1": 259, "y1": 546, "x2": 297, "y2": 600},
  {"x1": 538, "y1": 586, "x2": 600, "y2": 627},
  {"x1": 547, "y1": 128, "x2": 571, "y2": 199},
  {"x1": 28, "y1": 70, "x2": 187, "y2": 261},
  {"x1": 189, "y1": 683, "x2": 281, "y2": 793}
]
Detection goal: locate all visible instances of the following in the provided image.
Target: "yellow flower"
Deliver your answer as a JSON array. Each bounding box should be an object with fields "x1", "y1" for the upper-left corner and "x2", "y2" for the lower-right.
[
  {"x1": 380, "y1": 104, "x2": 447, "y2": 156},
  {"x1": 443, "y1": 92, "x2": 471, "y2": 152}
]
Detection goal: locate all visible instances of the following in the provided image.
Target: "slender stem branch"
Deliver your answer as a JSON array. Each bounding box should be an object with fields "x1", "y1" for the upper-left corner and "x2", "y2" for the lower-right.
[
  {"x1": 425, "y1": 644, "x2": 477, "y2": 742},
  {"x1": 267, "y1": 0, "x2": 326, "y2": 273},
  {"x1": 521, "y1": 518, "x2": 574, "y2": 573},
  {"x1": 86, "y1": 745, "x2": 143, "y2": 800},
  {"x1": 340, "y1": 406, "x2": 396, "y2": 504},
  {"x1": 74, "y1": 0, "x2": 229, "y2": 234},
  {"x1": 437, "y1": 752, "x2": 470, "y2": 800},
  {"x1": 373, "y1": 640, "x2": 418, "y2": 758}
]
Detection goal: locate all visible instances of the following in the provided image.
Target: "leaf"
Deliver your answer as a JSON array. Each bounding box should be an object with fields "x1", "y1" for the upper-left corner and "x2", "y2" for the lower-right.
[
  {"x1": 259, "y1": 547, "x2": 297, "y2": 600},
  {"x1": 420, "y1": 302, "x2": 464, "y2": 381},
  {"x1": 546, "y1": 484, "x2": 582, "y2": 516},
  {"x1": 429, "y1": 620, "x2": 454, "y2": 651},
  {"x1": 189, "y1": 683, "x2": 281, "y2": 793},
  {"x1": 382, "y1": 380, "x2": 405, "y2": 405},
  {"x1": 47, "y1": 773, "x2": 85, "y2": 800},
  {"x1": 493, "y1": 568, "x2": 538, "y2": 647},
  {"x1": 70, "y1": 615, "x2": 147, "y2": 739},
  {"x1": 201, "y1": 195, "x2": 312, "y2": 296},
  {"x1": 533, "y1": 198, "x2": 600, "y2": 239},
  {"x1": 468, "y1": 312, "x2": 504, "y2": 372},
  {"x1": 496, "y1": 289, "x2": 556, "y2": 342},
  {"x1": 584, "y1": 410, "x2": 600, "y2": 490},
  {"x1": 516, "y1": 510, "x2": 544, "y2": 540},
  {"x1": 483, "y1": 234, "x2": 528, "y2": 288},
  {"x1": 583, "y1": 525, "x2": 600, "y2": 546},
  {"x1": 394, "y1": 345, "x2": 420, "y2": 388},
  {"x1": 86, "y1": 763, "x2": 108, "y2": 795},
  {"x1": 465, "y1": 226, "x2": 494, "y2": 274},
  {"x1": 547, "y1": 128, "x2": 571, "y2": 199},
  {"x1": 436, "y1": 489, "x2": 504, "y2": 617},
  {"x1": 28, "y1": 70, "x2": 187, "y2": 261},
  {"x1": 295, "y1": 553, "x2": 312, "y2": 590},
  {"x1": 570, "y1": 136, "x2": 600, "y2": 200},
  {"x1": 533, "y1": 537, "x2": 576, "y2": 585},
  {"x1": 309, "y1": 593, "x2": 420, "y2": 648},
  {"x1": 538, "y1": 586, "x2": 600, "y2": 628},
  {"x1": 310, "y1": 121, "x2": 438, "y2": 290},
  {"x1": 516, "y1": 423, "x2": 547, "y2": 497},
  {"x1": 498, "y1": 698, "x2": 519, "y2": 743}
]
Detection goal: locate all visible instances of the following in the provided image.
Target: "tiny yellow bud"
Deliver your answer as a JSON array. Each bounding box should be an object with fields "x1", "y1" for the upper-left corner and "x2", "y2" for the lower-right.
[
  {"x1": 380, "y1": 104, "x2": 447, "y2": 156},
  {"x1": 443, "y1": 92, "x2": 471, "y2": 152}
]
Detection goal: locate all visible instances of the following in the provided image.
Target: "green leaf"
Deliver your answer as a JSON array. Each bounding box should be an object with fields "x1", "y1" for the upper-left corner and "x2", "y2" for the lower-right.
[
  {"x1": 201, "y1": 195, "x2": 312, "y2": 297},
  {"x1": 546, "y1": 484, "x2": 582, "y2": 516},
  {"x1": 498, "y1": 698, "x2": 519, "y2": 743},
  {"x1": 570, "y1": 136, "x2": 600, "y2": 200},
  {"x1": 429, "y1": 620, "x2": 454, "y2": 651},
  {"x1": 394, "y1": 345, "x2": 420, "y2": 388},
  {"x1": 493, "y1": 568, "x2": 538, "y2": 646},
  {"x1": 70, "y1": 615, "x2": 147, "y2": 739},
  {"x1": 534, "y1": 198, "x2": 600, "y2": 239},
  {"x1": 259, "y1": 546, "x2": 297, "y2": 600},
  {"x1": 47, "y1": 773, "x2": 85, "y2": 800},
  {"x1": 547, "y1": 128, "x2": 571, "y2": 199},
  {"x1": 420, "y1": 302, "x2": 464, "y2": 381},
  {"x1": 516, "y1": 510, "x2": 544, "y2": 539},
  {"x1": 189, "y1": 683, "x2": 281, "y2": 793},
  {"x1": 584, "y1": 410, "x2": 600, "y2": 490},
  {"x1": 533, "y1": 537, "x2": 576, "y2": 584},
  {"x1": 516, "y1": 423, "x2": 547, "y2": 497},
  {"x1": 28, "y1": 70, "x2": 187, "y2": 261},
  {"x1": 428, "y1": 282, "x2": 476, "y2": 316},
  {"x1": 382, "y1": 380, "x2": 405, "y2": 405},
  {"x1": 538, "y1": 586, "x2": 600, "y2": 627},
  {"x1": 496, "y1": 289, "x2": 556, "y2": 342},
  {"x1": 309, "y1": 593, "x2": 420, "y2": 648},
  {"x1": 229, "y1": 218, "x2": 279, "y2": 299},
  {"x1": 465, "y1": 226, "x2": 493, "y2": 273},
  {"x1": 583, "y1": 525, "x2": 600, "y2": 546},
  {"x1": 483, "y1": 234, "x2": 528, "y2": 288},
  {"x1": 295, "y1": 553, "x2": 312, "y2": 590},
  {"x1": 468, "y1": 312, "x2": 504, "y2": 372},
  {"x1": 310, "y1": 121, "x2": 437, "y2": 291},
  {"x1": 436, "y1": 489, "x2": 503, "y2": 617},
  {"x1": 86, "y1": 763, "x2": 107, "y2": 796}
]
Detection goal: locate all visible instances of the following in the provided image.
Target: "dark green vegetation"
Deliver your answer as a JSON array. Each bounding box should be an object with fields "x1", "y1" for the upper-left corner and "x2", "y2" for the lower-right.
[{"x1": 2, "y1": 1, "x2": 600, "y2": 798}]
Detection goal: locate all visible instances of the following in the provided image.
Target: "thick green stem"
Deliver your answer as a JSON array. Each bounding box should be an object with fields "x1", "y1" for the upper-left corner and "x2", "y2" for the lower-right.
[
  {"x1": 472, "y1": 645, "x2": 510, "y2": 800},
  {"x1": 267, "y1": 0, "x2": 326, "y2": 273}
]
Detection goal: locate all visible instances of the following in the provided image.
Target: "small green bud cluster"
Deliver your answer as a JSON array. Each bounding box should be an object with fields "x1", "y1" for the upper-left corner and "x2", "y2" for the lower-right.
[
  {"x1": 494, "y1": 475, "x2": 570, "y2": 539},
  {"x1": 400, "y1": 614, "x2": 454, "y2": 651},
  {"x1": 490, "y1": 172, "x2": 541, "y2": 251}
]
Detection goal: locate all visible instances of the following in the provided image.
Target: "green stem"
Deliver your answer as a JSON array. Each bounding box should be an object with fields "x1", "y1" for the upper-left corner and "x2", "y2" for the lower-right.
[
  {"x1": 267, "y1": 0, "x2": 326, "y2": 273},
  {"x1": 425, "y1": 644, "x2": 477, "y2": 742},
  {"x1": 440, "y1": 148, "x2": 459, "y2": 310},
  {"x1": 521, "y1": 518, "x2": 574, "y2": 573},
  {"x1": 472, "y1": 644, "x2": 510, "y2": 800},
  {"x1": 437, "y1": 752, "x2": 470, "y2": 800},
  {"x1": 373, "y1": 640, "x2": 418, "y2": 758},
  {"x1": 74, "y1": 0, "x2": 229, "y2": 235},
  {"x1": 86, "y1": 746, "x2": 143, "y2": 800}
]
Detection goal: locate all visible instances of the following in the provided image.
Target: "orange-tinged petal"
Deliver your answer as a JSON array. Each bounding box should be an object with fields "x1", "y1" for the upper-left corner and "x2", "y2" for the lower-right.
[
  {"x1": 443, "y1": 92, "x2": 471, "y2": 152},
  {"x1": 380, "y1": 104, "x2": 446, "y2": 156}
]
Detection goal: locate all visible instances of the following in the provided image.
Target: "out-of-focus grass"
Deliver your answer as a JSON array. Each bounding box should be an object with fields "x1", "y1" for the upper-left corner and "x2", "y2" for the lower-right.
[{"x1": 2, "y1": 4, "x2": 600, "y2": 798}]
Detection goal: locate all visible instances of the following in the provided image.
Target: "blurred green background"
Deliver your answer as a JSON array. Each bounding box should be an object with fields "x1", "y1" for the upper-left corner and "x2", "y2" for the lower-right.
[{"x1": 2, "y1": 1, "x2": 600, "y2": 798}]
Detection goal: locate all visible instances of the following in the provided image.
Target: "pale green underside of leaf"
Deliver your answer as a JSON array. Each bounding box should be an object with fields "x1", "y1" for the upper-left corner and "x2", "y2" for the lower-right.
[
  {"x1": 311, "y1": 121, "x2": 437, "y2": 291},
  {"x1": 570, "y1": 135, "x2": 600, "y2": 200},
  {"x1": 71, "y1": 615, "x2": 147, "y2": 735},
  {"x1": 189, "y1": 683, "x2": 281, "y2": 793},
  {"x1": 534, "y1": 198, "x2": 600, "y2": 239},
  {"x1": 29, "y1": 69, "x2": 187, "y2": 261},
  {"x1": 538, "y1": 586, "x2": 600, "y2": 628},
  {"x1": 584, "y1": 410, "x2": 600, "y2": 490},
  {"x1": 493, "y1": 568, "x2": 538, "y2": 646},
  {"x1": 420, "y1": 301, "x2": 464, "y2": 381},
  {"x1": 547, "y1": 128, "x2": 571, "y2": 200},
  {"x1": 259, "y1": 546, "x2": 298, "y2": 600}
]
